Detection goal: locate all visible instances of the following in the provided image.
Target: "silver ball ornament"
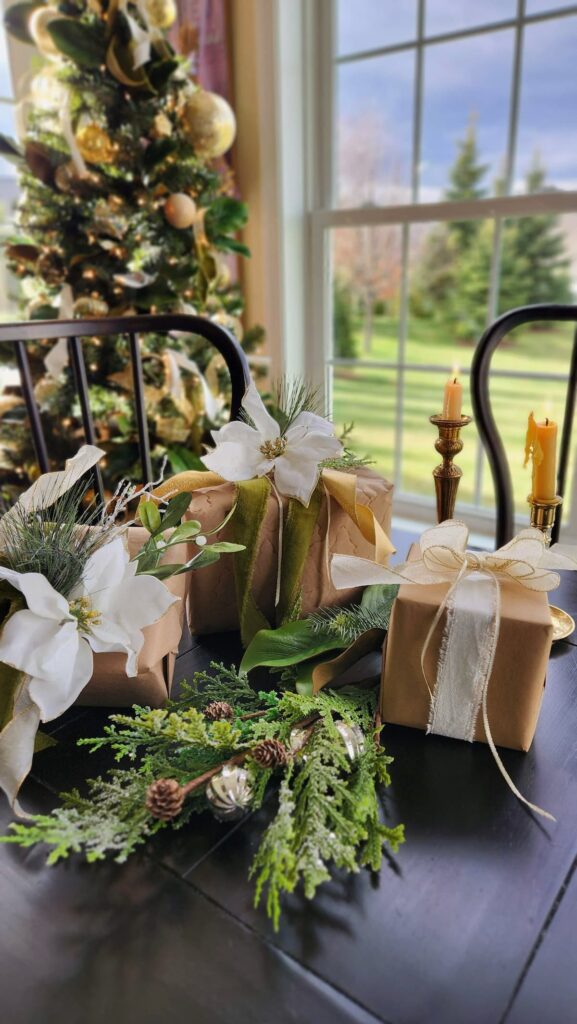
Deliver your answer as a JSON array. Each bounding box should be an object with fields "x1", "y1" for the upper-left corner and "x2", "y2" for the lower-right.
[
  {"x1": 335, "y1": 720, "x2": 365, "y2": 761},
  {"x1": 206, "y1": 765, "x2": 252, "y2": 822}
]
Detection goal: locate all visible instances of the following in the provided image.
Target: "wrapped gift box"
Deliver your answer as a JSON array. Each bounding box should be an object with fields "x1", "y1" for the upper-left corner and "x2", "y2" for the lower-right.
[
  {"x1": 381, "y1": 548, "x2": 554, "y2": 752},
  {"x1": 78, "y1": 527, "x2": 187, "y2": 708},
  {"x1": 185, "y1": 468, "x2": 393, "y2": 635}
]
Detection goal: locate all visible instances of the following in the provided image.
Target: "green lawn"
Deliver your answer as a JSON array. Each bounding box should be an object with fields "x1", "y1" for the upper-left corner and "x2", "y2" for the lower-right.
[{"x1": 332, "y1": 316, "x2": 574, "y2": 515}]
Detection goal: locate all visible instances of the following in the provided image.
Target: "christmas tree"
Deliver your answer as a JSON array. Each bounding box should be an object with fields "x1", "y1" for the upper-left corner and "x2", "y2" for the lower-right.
[{"x1": 0, "y1": 0, "x2": 262, "y2": 492}]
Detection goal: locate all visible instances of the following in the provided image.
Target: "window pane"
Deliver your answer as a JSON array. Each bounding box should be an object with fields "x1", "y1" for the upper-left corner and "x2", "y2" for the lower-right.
[
  {"x1": 420, "y1": 31, "x2": 514, "y2": 201},
  {"x1": 426, "y1": 0, "x2": 515, "y2": 36},
  {"x1": 331, "y1": 365, "x2": 397, "y2": 481},
  {"x1": 405, "y1": 219, "x2": 496, "y2": 363},
  {"x1": 336, "y1": 52, "x2": 414, "y2": 206},
  {"x1": 0, "y1": 29, "x2": 12, "y2": 98},
  {"x1": 336, "y1": 0, "x2": 417, "y2": 57},
  {"x1": 400, "y1": 369, "x2": 477, "y2": 504},
  {"x1": 515, "y1": 15, "x2": 577, "y2": 194},
  {"x1": 525, "y1": 0, "x2": 577, "y2": 13},
  {"x1": 0, "y1": 103, "x2": 18, "y2": 181},
  {"x1": 331, "y1": 225, "x2": 403, "y2": 359}
]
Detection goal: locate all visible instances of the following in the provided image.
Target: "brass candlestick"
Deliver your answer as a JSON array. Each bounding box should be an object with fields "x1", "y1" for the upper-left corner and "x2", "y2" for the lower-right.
[
  {"x1": 528, "y1": 493, "x2": 575, "y2": 642},
  {"x1": 430, "y1": 414, "x2": 472, "y2": 523}
]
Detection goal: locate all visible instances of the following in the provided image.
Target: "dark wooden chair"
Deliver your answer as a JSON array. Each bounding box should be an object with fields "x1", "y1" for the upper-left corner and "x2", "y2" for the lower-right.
[
  {"x1": 471, "y1": 303, "x2": 577, "y2": 548},
  {"x1": 0, "y1": 313, "x2": 251, "y2": 502}
]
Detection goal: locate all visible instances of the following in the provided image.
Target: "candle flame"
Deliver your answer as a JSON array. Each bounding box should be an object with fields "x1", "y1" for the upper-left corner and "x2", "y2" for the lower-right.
[{"x1": 543, "y1": 400, "x2": 554, "y2": 422}]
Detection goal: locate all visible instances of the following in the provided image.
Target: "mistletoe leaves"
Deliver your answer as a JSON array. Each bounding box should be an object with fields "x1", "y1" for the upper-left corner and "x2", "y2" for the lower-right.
[{"x1": 135, "y1": 490, "x2": 244, "y2": 579}]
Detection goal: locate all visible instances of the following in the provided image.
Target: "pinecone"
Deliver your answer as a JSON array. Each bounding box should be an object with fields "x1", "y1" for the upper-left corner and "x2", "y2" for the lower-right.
[
  {"x1": 204, "y1": 700, "x2": 234, "y2": 721},
  {"x1": 145, "y1": 778, "x2": 185, "y2": 820},
  {"x1": 252, "y1": 738, "x2": 290, "y2": 769}
]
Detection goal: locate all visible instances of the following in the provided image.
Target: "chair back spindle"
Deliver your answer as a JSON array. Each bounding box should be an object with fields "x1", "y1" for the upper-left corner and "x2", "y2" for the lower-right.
[
  {"x1": 471, "y1": 303, "x2": 577, "y2": 548},
  {"x1": 0, "y1": 313, "x2": 251, "y2": 494}
]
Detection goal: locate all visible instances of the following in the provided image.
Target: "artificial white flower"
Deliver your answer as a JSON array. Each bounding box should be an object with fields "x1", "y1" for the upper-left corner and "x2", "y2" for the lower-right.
[
  {"x1": 0, "y1": 536, "x2": 178, "y2": 811},
  {"x1": 203, "y1": 381, "x2": 343, "y2": 505}
]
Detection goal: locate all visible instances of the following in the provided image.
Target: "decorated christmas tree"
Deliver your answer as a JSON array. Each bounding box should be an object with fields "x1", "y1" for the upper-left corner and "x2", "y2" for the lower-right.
[{"x1": 0, "y1": 0, "x2": 261, "y2": 491}]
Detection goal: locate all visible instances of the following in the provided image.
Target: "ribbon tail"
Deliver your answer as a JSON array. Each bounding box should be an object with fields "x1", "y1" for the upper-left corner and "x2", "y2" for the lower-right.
[
  {"x1": 480, "y1": 575, "x2": 555, "y2": 822},
  {"x1": 60, "y1": 99, "x2": 88, "y2": 178},
  {"x1": 270, "y1": 480, "x2": 284, "y2": 608}
]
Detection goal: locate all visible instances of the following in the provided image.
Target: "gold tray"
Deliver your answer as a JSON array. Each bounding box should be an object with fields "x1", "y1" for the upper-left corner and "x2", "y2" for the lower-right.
[{"x1": 550, "y1": 605, "x2": 575, "y2": 642}]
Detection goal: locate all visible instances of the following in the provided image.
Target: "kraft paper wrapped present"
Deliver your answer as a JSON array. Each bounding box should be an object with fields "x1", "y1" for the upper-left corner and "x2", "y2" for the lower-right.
[
  {"x1": 381, "y1": 562, "x2": 553, "y2": 752},
  {"x1": 78, "y1": 527, "x2": 188, "y2": 708},
  {"x1": 181, "y1": 467, "x2": 394, "y2": 636},
  {"x1": 330, "y1": 521, "x2": 576, "y2": 758}
]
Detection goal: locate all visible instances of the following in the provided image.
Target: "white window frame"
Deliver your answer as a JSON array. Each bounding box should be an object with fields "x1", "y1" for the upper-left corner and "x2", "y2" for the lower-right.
[{"x1": 252, "y1": 0, "x2": 577, "y2": 539}]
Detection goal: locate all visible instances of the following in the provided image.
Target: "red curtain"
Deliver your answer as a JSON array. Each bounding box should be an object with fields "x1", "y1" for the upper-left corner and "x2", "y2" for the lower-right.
[{"x1": 169, "y1": 0, "x2": 232, "y2": 101}]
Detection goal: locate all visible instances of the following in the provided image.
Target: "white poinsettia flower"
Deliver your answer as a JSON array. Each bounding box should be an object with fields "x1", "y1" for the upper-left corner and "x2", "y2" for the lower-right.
[
  {"x1": 0, "y1": 536, "x2": 178, "y2": 722},
  {"x1": 203, "y1": 381, "x2": 343, "y2": 504}
]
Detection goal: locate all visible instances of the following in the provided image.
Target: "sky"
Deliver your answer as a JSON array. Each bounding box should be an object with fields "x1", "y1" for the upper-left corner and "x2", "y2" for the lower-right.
[{"x1": 336, "y1": 0, "x2": 577, "y2": 204}]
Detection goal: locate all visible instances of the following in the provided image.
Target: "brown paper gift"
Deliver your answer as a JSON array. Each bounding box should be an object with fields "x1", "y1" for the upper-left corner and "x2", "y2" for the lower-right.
[
  {"x1": 381, "y1": 555, "x2": 553, "y2": 752},
  {"x1": 185, "y1": 467, "x2": 393, "y2": 635},
  {"x1": 78, "y1": 527, "x2": 187, "y2": 709}
]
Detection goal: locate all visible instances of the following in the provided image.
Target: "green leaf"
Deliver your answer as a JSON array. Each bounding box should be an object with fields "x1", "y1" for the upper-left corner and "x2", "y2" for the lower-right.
[
  {"x1": 141, "y1": 137, "x2": 176, "y2": 172},
  {"x1": 166, "y1": 447, "x2": 206, "y2": 473},
  {"x1": 141, "y1": 563, "x2": 184, "y2": 580},
  {"x1": 47, "y1": 17, "x2": 106, "y2": 67},
  {"x1": 212, "y1": 236, "x2": 251, "y2": 258},
  {"x1": 240, "y1": 619, "x2": 346, "y2": 674},
  {"x1": 147, "y1": 58, "x2": 179, "y2": 91},
  {"x1": 3, "y1": 2, "x2": 42, "y2": 43},
  {"x1": 174, "y1": 548, "x2": 221, "y2": 573},
  {"x1": 159, "y1": 491, "x2": 193, "y2": 532},
  {"x1": 139, "y1": 499, "x2": 162, "y2": 536},
  {"x1": 360, "y1": 583, "x2": 399, "y2": 613},
  {"x1": 205, "y1": 541, "x2": 245, "y2": 553},
  {"x1": 0, "y1": 133, "x2": 23, "y2": 166},
  {"x1": 165, "y1": 520, "x2": 202, "y2": 542}
]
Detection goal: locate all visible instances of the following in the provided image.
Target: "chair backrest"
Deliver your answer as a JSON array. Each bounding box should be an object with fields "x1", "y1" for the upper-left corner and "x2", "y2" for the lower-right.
[
  {"x1": 0, "y1": 313, "x2": 251, "y2": 503},
  {"x1": 470, "y1": 303, "x2": 577, "y2": 548}
]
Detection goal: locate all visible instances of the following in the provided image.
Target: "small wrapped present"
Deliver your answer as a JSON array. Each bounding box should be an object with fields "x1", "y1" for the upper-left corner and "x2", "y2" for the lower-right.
[
  {"x1": 380, "y1": 551, "x2": 553, "y2": 752},
  {"x1": 79, "y1": 527, "x2": 188, "y2": 708},
  {"x1": 155, "y1": 466, "x2": 393, "y2": 639},
  {"x1": 331, "y1": 520, "x2": 577, "y2": 818}
]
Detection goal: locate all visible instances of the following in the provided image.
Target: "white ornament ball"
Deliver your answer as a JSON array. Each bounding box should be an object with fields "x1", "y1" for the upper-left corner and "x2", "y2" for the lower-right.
[{"x1": 164, "y1": 193, "x2": 198, "y2": 229}]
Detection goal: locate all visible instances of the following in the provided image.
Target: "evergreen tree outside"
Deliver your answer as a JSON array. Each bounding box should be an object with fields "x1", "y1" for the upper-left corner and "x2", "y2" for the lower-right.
[
  {"x1": 333, "y1": 275, "x2": 357, "y2": 359},
  {"x1": 411, "y1": 127, "x2": 572, "y2": 341},
  {"x1": 0, "y1": 0, "x2": 262, "y2": 493},
  {"x1": 443, "y1": 116, "x2": 488, "y2": 251}
]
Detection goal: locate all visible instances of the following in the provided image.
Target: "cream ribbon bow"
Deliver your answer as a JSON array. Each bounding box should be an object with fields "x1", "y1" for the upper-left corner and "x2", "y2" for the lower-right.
[{"x1": 332, "y1": 520, "x2": 577, "y2": 822}]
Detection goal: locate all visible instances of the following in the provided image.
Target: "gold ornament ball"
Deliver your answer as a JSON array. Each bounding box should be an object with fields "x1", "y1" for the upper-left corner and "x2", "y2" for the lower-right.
[
  {"x1": 180, "y1": 91, "x2": 237, "y2": 159},
  {"x1": 164, "y1": 193, "x2": 197, "y2": 229},
  {"x1": 144, "y1": 0, "x2": 177, "y2": 29},
  {"x1": 72, "y1": 296, "x2": 109, "y2": 317},
  {"x1": 75, "y1": 124, "x2": 116, "y2": 165},
  {"x1": 151, "y1": 112, "x2": 172, "y2": 139},
  {"x1": 29, "y1": 7, "x2": 61, "y2": 59}
]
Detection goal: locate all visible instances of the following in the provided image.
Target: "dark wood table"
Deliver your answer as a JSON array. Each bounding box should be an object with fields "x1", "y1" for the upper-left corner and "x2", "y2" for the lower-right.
[{"x1": 1, "y1": 527, "x2": 577, "y2": 1024}]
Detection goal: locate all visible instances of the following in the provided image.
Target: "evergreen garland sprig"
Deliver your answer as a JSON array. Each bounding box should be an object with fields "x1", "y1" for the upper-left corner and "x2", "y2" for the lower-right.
[{"x1": 0, "y1": 664, "x2": 404, "y2": 927}]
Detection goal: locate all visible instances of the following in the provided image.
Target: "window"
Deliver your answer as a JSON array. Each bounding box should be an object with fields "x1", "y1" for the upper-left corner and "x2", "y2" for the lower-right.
[
  {"x1": 312, "y1": 1, "x2": 577, "y2": 530},
  {"x1": 0, "y1": 22, "x2": 18, "y2": 320}
]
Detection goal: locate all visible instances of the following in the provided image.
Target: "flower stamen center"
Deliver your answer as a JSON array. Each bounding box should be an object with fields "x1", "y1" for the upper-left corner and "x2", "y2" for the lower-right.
[
  {"x1": 69, "y1": 596, "x2": 101, "y2": 634},
  {"x1": 259, "y1": 437, "x2": 287, "y2": 460}
]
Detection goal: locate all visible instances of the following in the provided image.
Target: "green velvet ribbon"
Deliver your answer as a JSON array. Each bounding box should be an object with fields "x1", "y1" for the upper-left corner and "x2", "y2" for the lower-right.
[{"x1": 233, "y1": 479, "x2": 324, "y2": 647}]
